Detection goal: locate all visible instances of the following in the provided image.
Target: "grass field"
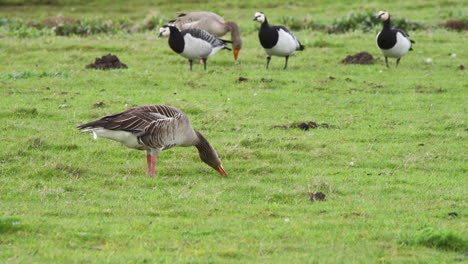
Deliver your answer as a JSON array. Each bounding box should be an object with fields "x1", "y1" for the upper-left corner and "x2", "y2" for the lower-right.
[{"x1": 0, "y1": 0, "x2": 467, "y2": 263}]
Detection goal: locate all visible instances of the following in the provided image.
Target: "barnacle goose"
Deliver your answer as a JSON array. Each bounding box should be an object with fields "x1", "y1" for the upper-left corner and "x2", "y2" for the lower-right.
[
  {"x1": 376, "y1": 11, "x2": 415, "y2": 68},
  {"x1": 253, "y1": 12, "x2": 304, "y2": 69},
  {"x1": 158, "y1": 25, "x2": 231, "y2": 71}
]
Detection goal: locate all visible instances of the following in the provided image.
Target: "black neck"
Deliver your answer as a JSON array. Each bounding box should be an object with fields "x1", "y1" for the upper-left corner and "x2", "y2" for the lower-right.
[
  {"x1": 383, "y1": 18, "x2": 391, "y2": 30},
  {"x1": 168, "y1": 26, "x2": 184, "y2": 53}
]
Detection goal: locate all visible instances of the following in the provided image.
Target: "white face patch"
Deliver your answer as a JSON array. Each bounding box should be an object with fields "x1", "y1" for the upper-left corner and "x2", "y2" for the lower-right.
[
  {"x1": 377, "y1": 10, "x2": 389, "y2": 21},
  {"x1": 158, "y1": 26, "x2": 170, "y2": 37},
  {"x1": 254, "y1": 12, "x2": 265, "y2": 23}
]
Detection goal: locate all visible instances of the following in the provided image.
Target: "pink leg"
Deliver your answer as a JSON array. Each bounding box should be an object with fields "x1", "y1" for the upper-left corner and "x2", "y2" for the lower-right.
[
  {"x1": 146, "y1": 154, "x2": 152, "y2": 174},
  {"x1": 146, "y1": 155, "x2": 158, "y2": 176}
]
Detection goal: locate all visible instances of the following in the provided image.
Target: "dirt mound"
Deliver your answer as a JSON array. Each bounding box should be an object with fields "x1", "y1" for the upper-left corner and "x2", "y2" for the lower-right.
[
  {"x1": 342, "y1": 52, "x2": 374, "y2": 64},
  {"x1": 272, "y1": 121, "x2": 331, "y2": 131},
  {"x1": 308, "y1": 192, "x2": 326, "y2": 201},
  {"x1": 441, "y1": 19, "x2": 468, "y2": 31},
  {"x1": 86, "y1": 54, "x2": 128, "y2": 70}
]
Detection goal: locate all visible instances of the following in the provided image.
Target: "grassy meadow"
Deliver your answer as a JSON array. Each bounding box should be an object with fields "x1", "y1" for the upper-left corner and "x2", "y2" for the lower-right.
[{"x1": 0, "y1": 0, "x2": 467, "y2": 263}]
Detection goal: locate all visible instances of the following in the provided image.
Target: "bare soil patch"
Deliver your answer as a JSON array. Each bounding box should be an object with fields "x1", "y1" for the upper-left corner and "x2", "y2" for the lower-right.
[
  {"x1": 86, "y1": 54, "x2": 128, "y2": 70},
  {"x1": 342, "y1": 52, "x2": 374, "y2": 64}
]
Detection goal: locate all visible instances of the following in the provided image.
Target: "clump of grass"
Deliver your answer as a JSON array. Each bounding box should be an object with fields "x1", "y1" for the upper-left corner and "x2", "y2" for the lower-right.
[
  {"x1": 330, "y1": 11, "x2": 425, "y2": 33},
  {"x1": 2, "y1": 71, "x2": 70, "y2": 79},
  {"x1": 0, "y1": 13, "x2": 169, "y2": 37},
  {"x1": 0, "y1": 217, "x2": 22, "y2": 234},
  {"x1": 279, "y1": 11, "x2": 425, "y2": 33},
  {"x1": 27, "y1": 137, "x2": 46, "y2": 149},
  {"x1": 279, "y1": 15, "x2": 328, "y2": 31},
  {"x1": 14, "y1": 107, "x2": 38, "y2": 117},
  {"x1": 402, "y1": 227, "x2": 468, "y2": 252},
  {"x1": 3, "y1": 71, "x2": 34, "y2": 79}
]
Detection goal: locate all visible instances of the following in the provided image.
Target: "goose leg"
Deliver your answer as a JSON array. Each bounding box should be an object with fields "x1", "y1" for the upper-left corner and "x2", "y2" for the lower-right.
[
  {"x1": 188, "y1": 59, "x2": 193, "y2": 71},
  {"x1": 146, "y1": 154, "x2": 158, "y2": 176},
  {"x1": 202, "y1": 58, "x2": 207, "y2": 71},
  {"x1": 396, "y1": 57, "x2": 401, "y2": 68},
  {"x1": 385, "y1": 56, "x2": 389, "y2": 68},
  {"x1": 266, "y1": 56, "x2": 271, "y2": 69},
  {"x1": 284, "y1": 56, "x2": 289, "y2": 70}
]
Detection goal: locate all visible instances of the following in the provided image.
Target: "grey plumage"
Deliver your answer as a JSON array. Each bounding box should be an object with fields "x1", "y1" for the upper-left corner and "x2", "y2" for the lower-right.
[
  {"x1": 77, "y1": 105, "x2": 227, "y2": 176},
  {"x1": 170, "y1": 11, "x2": 243, "y2": 60},
  {"x1": 184, "y1": 28, "x2": 231, "y2": 49}
]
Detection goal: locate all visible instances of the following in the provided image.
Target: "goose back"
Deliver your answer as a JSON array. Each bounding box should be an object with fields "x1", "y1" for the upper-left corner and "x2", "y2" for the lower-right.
[{"x1": 77, "y1": 105, "x2": 197, "y2": 151}]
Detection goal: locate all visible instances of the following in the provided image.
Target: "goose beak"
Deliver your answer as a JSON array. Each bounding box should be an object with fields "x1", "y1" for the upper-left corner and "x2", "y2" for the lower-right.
[
  {"x1": 253, "y1": 17, "x2": 258, "y2": 21},
  {"x1": 216, "y1": 164, "x2": 227, "y2": 176},
  {"x1": 158, "y1": 32, "x2": 163, "y2": 37},
  {"x1": 233, "y1": 49, "x2": 240, "y2": 60}
]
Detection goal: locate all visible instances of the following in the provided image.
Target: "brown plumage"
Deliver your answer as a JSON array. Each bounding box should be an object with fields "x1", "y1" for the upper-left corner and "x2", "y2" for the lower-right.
[
  {"x1": 77, "y1": 105, "x2": 227, "y2": 177},
  {"x1": 170, "y1": 11, "x2": 243, "y2": 60}
]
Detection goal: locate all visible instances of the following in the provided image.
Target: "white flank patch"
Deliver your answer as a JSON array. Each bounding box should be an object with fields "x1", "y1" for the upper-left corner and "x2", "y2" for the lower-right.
[
  {"x1": 264, "y1": 29, "x2": 299, "y2": 57},
  {"x1": 378, "y1": 32, "x2": 412, "y2": 58},
  {"x1": 181, "y1": 34, "x2": 214, "y2": 59}
]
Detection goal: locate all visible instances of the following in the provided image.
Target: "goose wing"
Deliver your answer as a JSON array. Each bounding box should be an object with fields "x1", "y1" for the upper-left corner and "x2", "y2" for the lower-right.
[
  {"x1": 77, "y1": 105, "x2": 184, "y2": 137},
  {"x1": 182, "y1": 28, "x2": 226, "y2": 48},
  {"x1": 275, "y1": 25, "x2": 305, "y2": 50}
]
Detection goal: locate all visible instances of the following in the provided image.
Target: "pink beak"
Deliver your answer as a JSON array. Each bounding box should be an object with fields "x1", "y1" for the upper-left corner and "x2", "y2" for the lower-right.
[{"x1": 217, "y1": 164, "x2": 227, "y2": 176}]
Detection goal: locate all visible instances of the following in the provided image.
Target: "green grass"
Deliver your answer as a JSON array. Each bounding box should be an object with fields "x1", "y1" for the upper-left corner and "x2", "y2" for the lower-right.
[{"x1": 0, "y1": 0, "x2": 467, "y2": 263}]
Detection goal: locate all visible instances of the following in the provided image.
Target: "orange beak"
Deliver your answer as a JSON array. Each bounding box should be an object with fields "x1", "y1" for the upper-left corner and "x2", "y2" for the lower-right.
[
  {"x1": 216, "y1": 164, "x2": 227, "y2": 176},
  {"x1": 233, "y1": 49, "x2": 240, "y2": 60}
]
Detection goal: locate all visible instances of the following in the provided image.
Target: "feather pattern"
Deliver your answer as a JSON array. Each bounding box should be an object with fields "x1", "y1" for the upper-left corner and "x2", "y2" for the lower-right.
[
  {"x1": 171, "y1": 11, "x2": 243, "y2": 52},
  {"x1": 182, "y1": 28, "x2": 227, "y2": 49},
  {"x1": 77, "y1": 105, "x2": 227, "y2": 176},
  {"x1": 77, "y1": 105, "x2": 194, "y2": 150},
  {"x1": 159, "y1": 25, "x2": 230, "y2": 70}
]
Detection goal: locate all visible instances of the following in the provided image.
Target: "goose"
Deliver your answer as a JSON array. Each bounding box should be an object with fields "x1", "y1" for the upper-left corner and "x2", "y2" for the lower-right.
[
  {"x1": 253, "y1": 12, "x2": 304, "y2": 69},
  {"x1": 376, "y1": 10, "x2": 415, "y2": 67},
  {"x1": 77, "y1": 104, "x2": 227, "y2": 177},
  {"x1": 158, "y1": 25, "x2": 231, "y2": 71},
  {"x1": 170, "y1": 11, "x2": 243, "y2": 61}
]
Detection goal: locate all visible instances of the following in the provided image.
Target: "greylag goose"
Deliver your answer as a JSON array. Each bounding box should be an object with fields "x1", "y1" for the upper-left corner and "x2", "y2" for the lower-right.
[
  {"x1": 376, "y1": 11, "x2": 414, "y2": 67},
  {"x1": 170, "y1": 11, "x2": 243, "y2": 60},
  {"x1": 253, "y1": 12, "x2": 304, "y2": 69},
  {"x1": 77, "y1": 105, "x2": 227, "y2": 177},
  {"x1": 158, "y1": 25, "x2": 231, "y2": 71}
]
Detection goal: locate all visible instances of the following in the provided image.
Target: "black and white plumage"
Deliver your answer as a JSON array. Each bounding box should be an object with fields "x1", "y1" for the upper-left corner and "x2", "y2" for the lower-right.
[
  {"x1": 77, "y1": 105, "x2": 227, "y2": 177},
  {"x1": 253, "y1": 12, "x2": 304, "y2": 69},
  {"x1": 158, "y1": 25, "x2": 231, "y2": 71},
  {"x1": 376, "y1": 11, "x2": 415, "y2": 68},
  {"x1": 169, "y1": 11, "x2": 243, "y2": 61}
]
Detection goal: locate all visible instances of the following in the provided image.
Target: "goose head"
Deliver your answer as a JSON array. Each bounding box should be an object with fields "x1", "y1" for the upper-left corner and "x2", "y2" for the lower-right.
[
  {"x1": 377, "y1": 10, "x2": 390, "y2": 21},
  {"x1": 253, "y1": 12, "x2": 266, "y2": 23},
  {"x1": 199, "y1": 147, "x2": 227, "y2": 176},
  {"x1": 158, "y1": 25, "x2": 171, "y2": 37},
  {"x1": 194, "y1": 131, "x2": 227, "y2": 176}
]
